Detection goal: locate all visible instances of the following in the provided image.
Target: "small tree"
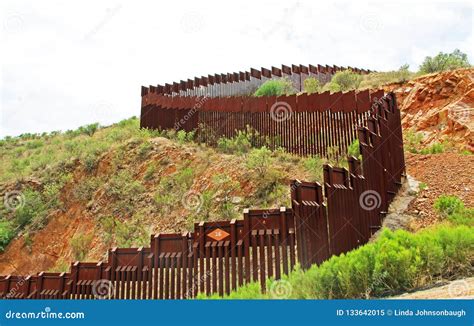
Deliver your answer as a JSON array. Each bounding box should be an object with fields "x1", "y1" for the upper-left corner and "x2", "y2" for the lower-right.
[
  {"x1": 79, "y1": 123, "x2": 100, "y2": 137},
  {"x1": 419, "y1": 49, "x2": 470, "y2": 74}
]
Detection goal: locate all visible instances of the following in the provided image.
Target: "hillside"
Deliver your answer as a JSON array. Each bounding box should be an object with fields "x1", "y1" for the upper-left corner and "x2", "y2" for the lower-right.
[
  {"x1": 0, "y1": 69, "x2": 473, "y2": 276},
  {"x1": 0, "y1": 121, "x2": 325, "y2": 275}
]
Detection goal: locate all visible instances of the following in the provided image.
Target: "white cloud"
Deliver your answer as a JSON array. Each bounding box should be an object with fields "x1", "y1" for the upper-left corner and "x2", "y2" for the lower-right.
[{"x1": 0, "y1": 0, "x2": 472, "y2": 137}]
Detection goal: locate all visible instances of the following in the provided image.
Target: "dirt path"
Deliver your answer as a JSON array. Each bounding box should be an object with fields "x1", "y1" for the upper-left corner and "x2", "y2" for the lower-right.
[{"x1": 394, "y1": 277, "x2": 474, "y2": 299}]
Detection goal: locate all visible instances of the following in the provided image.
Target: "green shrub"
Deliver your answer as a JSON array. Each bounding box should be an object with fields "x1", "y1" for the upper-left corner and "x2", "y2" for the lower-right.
[
  {"x1": 154, "y1": 167, "x2": 195, "y2": 214},
  {"x1": 246, "y1": 147, "x2": 285, "y2": 205},
  {"x1": 176, "y1": 130, "x2": 195, "y2": 144},
  {"x1": 197, "y1": 282, "x2": 265, "y2": 299},
  {"x1": 212, "y1": 174, "x2": 240, "y2": 219},
  {"x1": 323, "y1": 69, "x2": 363, "y2": 93},
  {"x1": 404, "y1": 129, "x2": 424, "y2": 153},
  {"x1": 0, "y1": 220, "x2": 14, "y2": 252},
  {"x1": 211, "y1": 225, "x2": 474, "y2": 299},
  {"x1": 70, "y1": 233, "x2": 93, "y2": 260},
  {"x1": 83, "y1": 152, "x2": 100, "y2": 173},
  {"x1": 174, "y1": 167, "x2": 194, "y2": 190},
  {"x1": 419, "y1": 182, "x2": 428, "y2": 191},
  {"x1": 253, "y1": 78, "x2": 296, "y2": 97},
  {"x1": 419, "y1": 49, "x2": 470, "y2": 74},
  {"x1": 420, "y1": 142, "x2": 445, "y2": 154},
  {"x1": 301, "y1": 156, "x2": 324, "y2": 182},
  {"x1": 447, "y1": 208, "x2": 474, "y2": 227},
  {"x1": 99, "y1": 215, "x2": 148, "y2": 247},
  {"x1": 434, "y1": 195, "x2": 473, "y2": 226},
  {"x1": 246, "y1": 147, "x2": 273, "y2": 178},
  {"x1": 144, "y1": 164, "x2": 156, "y2": 181},
  {"x1": 14, "y1": 189, "x2": 47, "y2": 228},
  {"x1": 434, "y1": 195, "x2": 464, "y2": 218},
  {"x1": 217, "y1": 130, "x2": 253, "y2": 155},
  {"x1": 347, "y1": 139, "x2": 361, "y2": 159},
  {"x1": 73, "y1": 177, "x2": 102, "y2": 202},
  {"x1": 137, "y1": 141, "x2": 153, "y2": 160},
  {"x1": 107, "y1": 171, "x2": 145, "y2": 200},
  {"x1": 23, "y1": 232, "x2": 33, "y2": 252},
  {"x1": 106, "y1": 171, "x2": 145, "y2": 217},
  {"x1": 303, "y1": 77, "x2": 321, "y2": 94},
  {"x1": 25, "y1": 139, "x2": 44, "y2": 149}
]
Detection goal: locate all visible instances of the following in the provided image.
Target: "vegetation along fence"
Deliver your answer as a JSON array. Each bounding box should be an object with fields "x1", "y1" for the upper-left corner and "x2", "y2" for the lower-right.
[{"x1": 0, "y1": 91, "x2": 405, "y2": 299}]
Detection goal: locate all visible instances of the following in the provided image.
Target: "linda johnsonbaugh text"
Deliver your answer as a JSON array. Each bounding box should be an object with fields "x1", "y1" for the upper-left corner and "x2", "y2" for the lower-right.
[{"x1": 336, "y1": 309, "x2": 467, "y2": 318}]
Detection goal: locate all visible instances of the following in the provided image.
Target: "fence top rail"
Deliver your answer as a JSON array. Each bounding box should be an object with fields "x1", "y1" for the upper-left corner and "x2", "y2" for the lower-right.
[
  {"x1": 141, "y1": 63, "x2": 374, "y2": 96},
  {"x1": 141, "y1": 89, "x2": 385, "y2": 114}
]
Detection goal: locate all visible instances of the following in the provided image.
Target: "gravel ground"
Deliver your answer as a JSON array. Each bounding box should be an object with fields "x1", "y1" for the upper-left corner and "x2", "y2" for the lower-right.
[{"x1": 405, "y1": 152, "x2": 474, "y2": 230}]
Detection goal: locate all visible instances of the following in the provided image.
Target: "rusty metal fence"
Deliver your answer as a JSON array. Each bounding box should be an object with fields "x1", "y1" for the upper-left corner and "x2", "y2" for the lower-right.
[
  {"x1": 141, "y1": 88, "x2": 385, "y2": 157},
  {"x1": 0, "y1": 92, "x2": 405, "y2": 300}
]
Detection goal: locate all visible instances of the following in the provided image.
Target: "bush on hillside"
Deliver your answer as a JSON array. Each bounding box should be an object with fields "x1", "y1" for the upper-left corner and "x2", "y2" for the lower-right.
[
  {"x1": 301, "y1": 156, "x2": 325, "y2": 182},
  {"x1": 217, "y1": 130, "x2": 253, "y2": 154},
  {"x1": 434, "y1": 195, "x2": 473, "y2": 226},
  {"x1": 246, "y1": 147, "x2": 286, "y2": 206},
  {"x1": 246, "y1": 147, "x2": 273, "y2": 178},
  {"x1": 419, "y1": 49, "x2": 471, "y2": 74},
  {"x1": 253, "y1": 78, "x2": 296, "y2": 97},
  {"x1": 99, "y1": 214, "x2": 149, "y2": 248},
  {"x1": 70, "y1": 232, "x2": 94, "y2": 261},
  {"x1": 322, "y1": 69, "x2": 363, "y2": 93},
  {"x1": 78, "y1": 123, "x2": 100, "y2": 137},
  {"x1": 0, "y1": 221, "x2": 14, "y2": 252}
]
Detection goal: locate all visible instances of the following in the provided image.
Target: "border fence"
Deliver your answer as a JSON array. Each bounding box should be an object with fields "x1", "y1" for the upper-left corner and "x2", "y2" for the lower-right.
[
  {"x1": 146, "y1": 64, "x2": 373, "y2": 97},
  {"x1": 0, "y1": 89, "x2": 405, "y2": 299},
  {"x1": 141, "y1": 88, "x2": 384, "y2": 157}
]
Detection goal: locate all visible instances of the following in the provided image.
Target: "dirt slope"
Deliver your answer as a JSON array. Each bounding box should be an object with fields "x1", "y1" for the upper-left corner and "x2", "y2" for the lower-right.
[
  {"x1": 405, "y1": 152, "x2": 474, "y2": 230},
  {"x1": 0, "y1": 136, "x2": 313, "y2": 275}
]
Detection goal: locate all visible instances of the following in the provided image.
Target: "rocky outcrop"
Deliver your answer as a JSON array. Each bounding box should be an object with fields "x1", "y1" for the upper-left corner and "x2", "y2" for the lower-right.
[{"x1": 386, "y1": 68, "x2": 474, "y2": 152}]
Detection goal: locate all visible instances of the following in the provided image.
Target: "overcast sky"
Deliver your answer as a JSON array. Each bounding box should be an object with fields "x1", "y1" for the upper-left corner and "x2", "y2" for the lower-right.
[{"x1": 0, "y1": 0, "x2": 472, "y2": 138}]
